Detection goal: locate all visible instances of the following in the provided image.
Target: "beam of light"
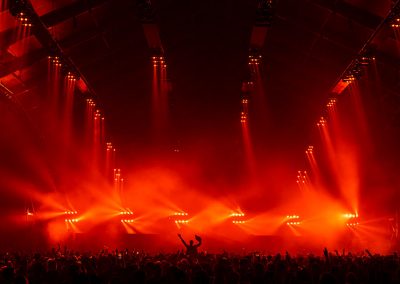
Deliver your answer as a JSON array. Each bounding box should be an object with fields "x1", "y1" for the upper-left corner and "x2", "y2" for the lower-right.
[
  {"x1": 248, "y1": 55, "x2": 268, "y2": 118},
  {"x1": 241, "y1": 98, "x2": 257, "y2": 182},
  {"x1": 305, "y1": 146, "x2": 322, "y2": 188},
  {"x1": 62, "y1": 74, "x2": 76, "y2": 146},
  {"x1": 347, "y1": 82, "x2": 372, "y2": 151},
  {"x1": 296, "y1": 170, "x2": 311, "y2": 191},
  {"x1": 151, "y1": 55, "x2": 169, "y2": 143},
  {"x1": 105, "y1": 142, "x2": 116, "y2": 179}
]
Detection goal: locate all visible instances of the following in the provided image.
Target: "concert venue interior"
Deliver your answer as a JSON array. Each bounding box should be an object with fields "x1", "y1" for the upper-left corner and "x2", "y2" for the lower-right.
[{"x1": 1, "y1": 0, "x2": 400, "y2": 254}]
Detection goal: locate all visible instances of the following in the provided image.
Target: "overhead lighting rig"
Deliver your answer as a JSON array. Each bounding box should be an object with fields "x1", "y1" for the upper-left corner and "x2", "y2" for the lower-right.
[
  {"x1": 389, "y1": 2, "x2": 400, "y2": 28},
  {"x1": 255, "y1": 0, "x2": 274, "y2": 27},
  {"x1": 136, "y1": 0, "x2": 155, "y2": 23},
  {"x1": 9, "y1": 0, "x2": 35, "y2": 27},
  {"x1": 248, "y1": 49, "x2": 262, "y2": 66},
  {"x1": 230, "y1": 212, "x2": 247, "y2": 224}
]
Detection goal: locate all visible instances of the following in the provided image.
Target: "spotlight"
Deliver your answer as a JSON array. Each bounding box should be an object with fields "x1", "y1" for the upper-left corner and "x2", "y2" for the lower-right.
[
  {"x1": 357, "y1": 55, "x2": 375, "y2": 66},
  {"x1": 230, "y1": 213, "x2": 245, "y2": 217},
  {"x1": 286, "y1": 215, "x2": 302, "y2": 225},
  {"x1": 66, "y1": 71, "x2": 78, "y2": 81},
  {"x1": 241, "y1": 111, "x2": 248, "y2": 123},
  {"x1": 230, "y1": 211, "x2": 247, "y2": 224},
  {"x1": 151, "y1": 52, "x2": 167, "y2": 68},
  {"x1": 296, "y1": 171, "x2": 307, "y2": 185},
  {"x1": 305, "y1": 145, "x2": 313, "y2": 155},
  {"x1": 326, "y1": 98, "x2": 337, "y2": 108},
  {"x1": 173, "y1": 212, "x2": 188, "y2": 216},
  {"x1": 316, "y1": 117, "x2": 326, "y2": 127},
  {"x1": 344, "y1": 213, "x2": 360, "y2": 227},
  {"x1": 171, "y1": 212, "x2": 190, "y2": 225},
  {"x1": 389, "y1": 4, "x2": 400, "y2": 29},
  {"x1": 391, "y1": 18, "x2": 400, "y2": 28},
  {"x1": 119, "y1": 209, "x2": 133, "y2": 215},
  {"x1": 248, "y1": 51, "x2": 262, "y2": 65}
]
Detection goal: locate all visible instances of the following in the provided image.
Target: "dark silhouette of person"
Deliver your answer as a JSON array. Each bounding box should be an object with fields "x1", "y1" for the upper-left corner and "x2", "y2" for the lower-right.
[{"x1": 178, "y1": 233, "x2": 202, "y2": 255}]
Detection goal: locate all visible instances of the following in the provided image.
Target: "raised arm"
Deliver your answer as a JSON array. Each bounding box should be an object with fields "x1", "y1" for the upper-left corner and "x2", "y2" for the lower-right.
[{"x1": 178, "y1": 234, "x2": 188, "y2": 247}]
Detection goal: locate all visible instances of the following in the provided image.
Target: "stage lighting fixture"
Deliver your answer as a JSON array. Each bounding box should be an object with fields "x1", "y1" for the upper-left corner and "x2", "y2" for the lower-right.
[
  {"x1": 121, "y1": 219, "x2": 135, "y2": 223},
  {"x1": 106, "y1": 142, "x2": 114, "y2": 151},
  {"x1": 64, "y1": 219, "x2": 79, "y2": 223},
  {"x1": 9, "y1": 0, "x2": 34, "y2": 27},
  {"x1": 326, "y1": 98, "x2": 337, "y2": 108},
  {"x1": 358, "y1": 56, "x2": 375, "y2": 66},
  {"x1": 48, "y1": 56, "x2": 63, "y2": 67},
  {"x1": 344, "y1": 213, "x2": 358, "y2": 218},
  {"x1": 119, "y1": 209, "x2": 134, "y2": 215},
  {"x1": 296, "y1": 171, "x2": 307, "y2": 184},
  {"x1": 230, "y1": 213, "x2": 245, "y2": 217},
  {"x1": 152, "y1": 53, "x2": 166, "y2": 68},
  {"x1": 16, "y1": 12, "x2": 32, "y2": 27},
  {"x1": 316, "y1": 117, "x2": 326, "y2": 127},
  {"x1": 241, "y1": 111, "x2": 248, "y2": 123},
  {"x1": 286, "y1": 215, "x2": 301, "y2": 225},
  {"x1": 344, "y1": 213, "x2": 360, "y2": 227},
  {"x1": 66, "y1": 71, "x2": 79, "y2": 81},
  {"x1": 173, "y1": 212, "x2": 188, "y2": 216},
  {"x1": 94, "y1": 110, "x2": 102, "y2": 120},
  {"x1": 171, "y1": 212, "x2": 189, "y2": 226},
  {"x1": 305, "y1": 146, "x2": 313, "y2": 155},
  {"x1": 248, "y1": 53, "x2": 262, "y2": 65},
  {"x1": 391, "y1": 18, "x2": 400, "y2": 28},
  {"x1": 230, "y1": 212, "x2": 247, "y2": 224},
  {"x1": 389, "y1": 4, "x2": 400, "y2": 28},
  {"x1": 86, "y1": 98, "x2": 96, "y2": 107}
]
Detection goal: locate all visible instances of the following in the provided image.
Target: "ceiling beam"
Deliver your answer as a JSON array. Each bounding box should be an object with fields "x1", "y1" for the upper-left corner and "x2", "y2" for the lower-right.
[
  {"x1": 312, "y1": 0, "x2": 382, "y2": 30},
  {"x1": 0, "y1": 0, "x2": 110, "y2": 50}
]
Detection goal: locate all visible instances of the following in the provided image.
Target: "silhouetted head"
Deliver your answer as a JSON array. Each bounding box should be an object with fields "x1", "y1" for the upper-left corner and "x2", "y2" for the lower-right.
[{"x1": 190, "y1": 240, "x2": 194, "y2": 246}]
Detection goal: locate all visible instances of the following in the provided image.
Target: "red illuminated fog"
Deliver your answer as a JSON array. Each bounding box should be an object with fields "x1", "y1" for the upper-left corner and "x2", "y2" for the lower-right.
[{"x1": 0, "y1": 0, "x2": 399, "y2": 255}]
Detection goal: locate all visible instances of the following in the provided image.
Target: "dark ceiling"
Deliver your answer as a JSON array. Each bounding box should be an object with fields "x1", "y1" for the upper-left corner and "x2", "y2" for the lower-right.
[{"x1": 1, "y1": 0, "x2": 400, "y2": 187}]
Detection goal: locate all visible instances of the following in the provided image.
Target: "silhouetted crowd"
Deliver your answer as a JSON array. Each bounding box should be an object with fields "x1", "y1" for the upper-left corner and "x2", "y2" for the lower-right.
[{"x1": 1, "y1": 247, "x2": 400, "y2": 284}]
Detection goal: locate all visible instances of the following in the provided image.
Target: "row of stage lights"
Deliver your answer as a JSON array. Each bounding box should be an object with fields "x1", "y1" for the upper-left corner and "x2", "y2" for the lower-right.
[
  {"x1": 32, "y1": 210, "x2": 361, "y2": 227},
  {"x1": 299, "y1": 30, "x2": 378, "y2": 189},
  {"x1": 48, "y1": 56, "x2": 80, "y2": 81},
  {"x1": 326, "y1": 98, "x2": 337, "y2": 108},
  {"x1": 296, "y1": 171, "x2": 307, "y2": 185},
  {"x1": 152, "y1": 56, "x2": 167, "y2": 68},
  {"x1": 248, "y1": 54, "x2": 262, "y2": 65},
  {"x1": 16, "y1": 12, "x2": 32, "y2": 27},
  {"x1": 10, "y1": 0, "x2": 123, "y2": 194},
  {"x1": 389, "y1": 4, "x2": 400, "y2": 28},
  {"x1": 173, "y1": 212, "x2": 188, "y2": 216},
  {"x1": 286, "y1": 215, "x2": 301, "y2": 225}
]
